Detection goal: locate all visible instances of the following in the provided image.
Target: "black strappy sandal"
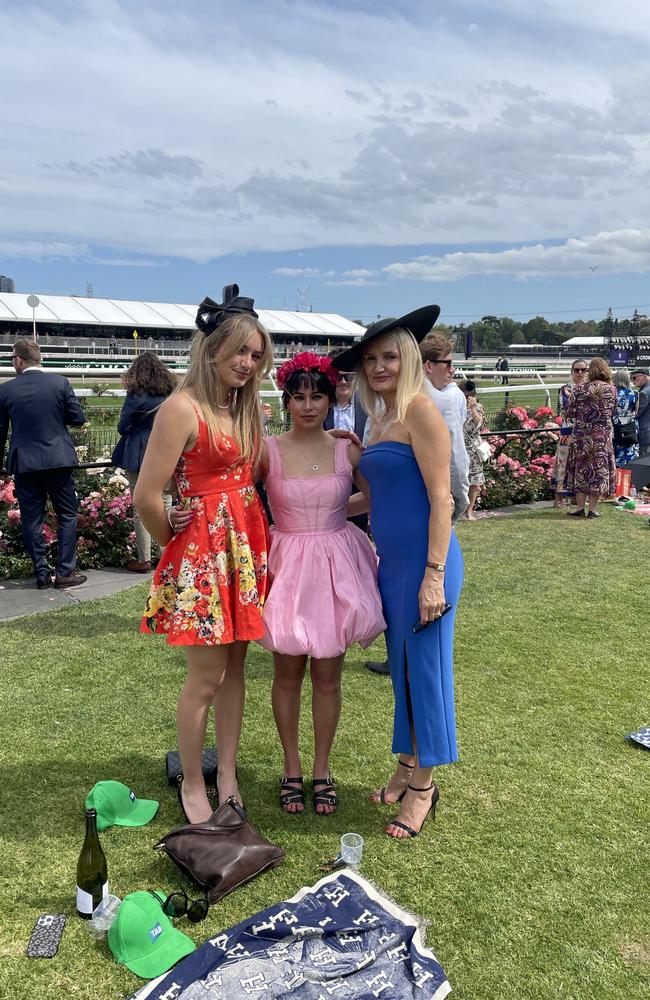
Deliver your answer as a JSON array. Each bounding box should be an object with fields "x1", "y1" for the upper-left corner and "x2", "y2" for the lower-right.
[
  {"x1": 372, "y1": 757, "x2": 414, "y2": 804},
  {"x1": 385, "y1": 782, "x2": 440, "y2": 839},
  {"x1": 279, "y1": 776, "x2": 305, "y2": 814},
  {"x1": 312, "y1": 776, "x2": 338, "y2": 815}
]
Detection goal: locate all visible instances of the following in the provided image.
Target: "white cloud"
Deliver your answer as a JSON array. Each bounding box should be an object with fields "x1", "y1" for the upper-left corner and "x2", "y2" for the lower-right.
[
  {"x1": 383, "y1": 229, "x2": 650, "y2": 282},
  {"x1": 0, "y1": 240, "x2": 90, "y2": 259},
  {"x1": 2, "y1": 1, "x2": 650, "y2": 270},
  {"x1": 271, "y1": 267, "x2": 334, "y2": 277},
  {"x1": 342, "y1": 269, "x2": 376, "y2": 278}
]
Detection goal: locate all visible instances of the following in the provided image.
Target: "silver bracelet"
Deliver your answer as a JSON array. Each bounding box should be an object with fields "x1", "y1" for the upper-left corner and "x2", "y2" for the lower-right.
[{"x1": 166, "y1": 507, "x2": 176, "y2": 531}]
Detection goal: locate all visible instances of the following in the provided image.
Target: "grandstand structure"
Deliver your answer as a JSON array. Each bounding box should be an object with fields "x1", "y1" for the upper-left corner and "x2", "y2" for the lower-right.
[{"x1": 0, "y1": 291, "x2": 364, "y2": 364}]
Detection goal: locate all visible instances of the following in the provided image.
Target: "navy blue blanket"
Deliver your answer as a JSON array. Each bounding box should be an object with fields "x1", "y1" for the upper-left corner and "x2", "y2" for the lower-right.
[{"x1": 131, "y1": 869, "x2": 450, "y2": 999}]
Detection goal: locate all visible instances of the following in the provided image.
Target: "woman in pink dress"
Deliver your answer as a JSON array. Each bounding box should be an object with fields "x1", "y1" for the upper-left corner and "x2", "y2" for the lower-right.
[{"x1": 259, "y1": 353, "x2": 385, "y2": 816}]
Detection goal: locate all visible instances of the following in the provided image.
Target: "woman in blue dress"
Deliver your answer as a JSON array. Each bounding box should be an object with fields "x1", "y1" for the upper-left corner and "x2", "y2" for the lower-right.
[{"x1": 333, "y1": 307, "x2": 463, "y2": 840}]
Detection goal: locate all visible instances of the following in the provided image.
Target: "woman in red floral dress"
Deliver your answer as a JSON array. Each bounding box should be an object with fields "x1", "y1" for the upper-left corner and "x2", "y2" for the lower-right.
[{"x1": 134, "y1": 286, "x2": 273, "y2": 823}]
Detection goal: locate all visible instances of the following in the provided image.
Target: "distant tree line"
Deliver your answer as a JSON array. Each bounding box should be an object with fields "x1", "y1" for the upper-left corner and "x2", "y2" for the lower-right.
[{"x1": 431, "y1": 313, "x2": 650, "y2": 352}]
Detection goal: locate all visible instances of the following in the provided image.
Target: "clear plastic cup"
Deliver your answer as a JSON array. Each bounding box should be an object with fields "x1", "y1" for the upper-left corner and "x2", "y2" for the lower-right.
[
  {"x1": 85, "y1": 894, "x2": 121, "y2": 938},
  {"x1": 340, "y1": 833, "x2": 364, "y2": 867}
]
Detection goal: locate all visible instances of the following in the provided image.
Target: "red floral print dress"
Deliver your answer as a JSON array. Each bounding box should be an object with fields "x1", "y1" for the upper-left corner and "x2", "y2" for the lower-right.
[{"x1": 141, "y1": 414, "x2": 269, "y2": 645}]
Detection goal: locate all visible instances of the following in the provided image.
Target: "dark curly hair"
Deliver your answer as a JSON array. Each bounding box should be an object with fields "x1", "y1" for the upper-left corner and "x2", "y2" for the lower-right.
[{"x1": 122, "y1": 352, "x2": 178, "y2": 396}]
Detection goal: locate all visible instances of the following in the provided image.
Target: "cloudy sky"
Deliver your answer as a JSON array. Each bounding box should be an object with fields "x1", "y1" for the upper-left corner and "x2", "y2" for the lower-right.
[{"x1": 3, "y1": 0, "x2": 650, "y2": 323}]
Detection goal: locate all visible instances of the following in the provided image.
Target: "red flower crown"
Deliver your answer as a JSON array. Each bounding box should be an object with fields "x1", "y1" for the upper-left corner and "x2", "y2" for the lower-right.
[{"x1": 275, "y1": 351, "x2": 338, "y2": 389}]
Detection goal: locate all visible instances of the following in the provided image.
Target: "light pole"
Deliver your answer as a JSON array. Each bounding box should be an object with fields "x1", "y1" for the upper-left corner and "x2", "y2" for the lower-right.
[{"x1": 26, "y1": 294, "x2": 40, "y2": 342}]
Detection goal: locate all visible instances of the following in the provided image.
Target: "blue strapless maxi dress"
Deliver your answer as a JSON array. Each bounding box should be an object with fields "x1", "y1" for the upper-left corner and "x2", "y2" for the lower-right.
[{"x1": 360, "y1": 442, "x2": 464, "y2": 767}]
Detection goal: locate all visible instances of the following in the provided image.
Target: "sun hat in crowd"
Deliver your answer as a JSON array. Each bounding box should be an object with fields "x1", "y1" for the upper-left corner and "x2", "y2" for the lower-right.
[
  {"x1": 108, "y1": 890, "x2": 195, "y2": 978},
  {"x1": 331, "y1": 304, "x2": 441, "y2": 371},
  {"x1": 85, "y1": 781, "x2": 159, "y2": 831}
]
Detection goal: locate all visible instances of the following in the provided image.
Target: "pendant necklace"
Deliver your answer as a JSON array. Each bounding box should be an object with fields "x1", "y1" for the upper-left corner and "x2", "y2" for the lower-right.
[{"x1": 291, "y1": 437, "x2": 327, "y2": 472}]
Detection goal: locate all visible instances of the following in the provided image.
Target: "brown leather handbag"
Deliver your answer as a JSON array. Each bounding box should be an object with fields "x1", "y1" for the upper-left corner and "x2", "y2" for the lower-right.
[{"x1": 153, "y1": 797, "x2": 285, "y2": 904}]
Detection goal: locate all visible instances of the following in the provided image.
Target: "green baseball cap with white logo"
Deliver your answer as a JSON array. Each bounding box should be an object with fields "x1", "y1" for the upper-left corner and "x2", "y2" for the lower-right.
[
  {"x1": 85, "y1": 781, "x2": 159, "y2": 831},
  {"x1": 108, "y1": 890, "x2": 195, "y2": 979}
]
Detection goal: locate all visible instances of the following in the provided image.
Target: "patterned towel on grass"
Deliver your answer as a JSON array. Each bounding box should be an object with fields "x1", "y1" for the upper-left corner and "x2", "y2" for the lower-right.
[
  {"x1": 625, "y1": 725, "x2": 650, "y2": 749},
  {"x1": 130, "y1": 868, "x2": 450, "y2": 999}
]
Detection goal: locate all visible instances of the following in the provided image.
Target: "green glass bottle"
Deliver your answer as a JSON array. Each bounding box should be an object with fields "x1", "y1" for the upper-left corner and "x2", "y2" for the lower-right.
[{"x1": 76, "y1": 808, "x2": 108, "y2": 919}]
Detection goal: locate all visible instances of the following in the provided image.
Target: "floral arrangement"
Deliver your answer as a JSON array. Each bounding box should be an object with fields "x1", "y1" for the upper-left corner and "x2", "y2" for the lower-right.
[{"x1": 276, "y1": 352, "x2": 338, "y2": 389}]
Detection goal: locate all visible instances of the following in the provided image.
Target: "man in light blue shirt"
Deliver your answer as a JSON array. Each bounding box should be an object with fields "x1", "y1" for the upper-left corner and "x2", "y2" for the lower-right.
[{"x1": 420, "y1": 333, "x2": 470, "y2": 520}]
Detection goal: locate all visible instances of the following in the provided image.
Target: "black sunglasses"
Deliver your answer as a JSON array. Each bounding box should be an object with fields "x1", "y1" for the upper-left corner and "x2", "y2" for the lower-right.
[
  {"x1": 148, "y1": 889, "x2": 208, "y2": 924},
  {"x1": 337, "y1": 373, "x2": 355, "y2": 383},
  {"x1": 430, "y1": 360, "x2": 453, "y2": 368},
  {"x1": 573, "y1": 367, "x2": 587, "y2": 373}
]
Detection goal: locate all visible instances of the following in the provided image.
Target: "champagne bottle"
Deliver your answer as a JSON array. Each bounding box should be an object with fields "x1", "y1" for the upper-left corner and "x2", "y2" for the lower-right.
[{"x1": 76, "y1": 808, "x2": 108, "y2": 919}]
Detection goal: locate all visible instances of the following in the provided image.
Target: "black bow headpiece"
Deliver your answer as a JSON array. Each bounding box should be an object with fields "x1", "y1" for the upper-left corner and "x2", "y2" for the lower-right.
[{"x1": 195, "y1": 284, "x2": 258, "y2": 336}]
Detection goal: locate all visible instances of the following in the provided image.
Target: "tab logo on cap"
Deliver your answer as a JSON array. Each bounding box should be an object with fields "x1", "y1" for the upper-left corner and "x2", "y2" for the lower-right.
[
  {"x1": 148, "y1": 922, "x2": 163, "y2": 942},
  {"x1": 129, "y1": 790, "x2": 136, "y2": 801}
]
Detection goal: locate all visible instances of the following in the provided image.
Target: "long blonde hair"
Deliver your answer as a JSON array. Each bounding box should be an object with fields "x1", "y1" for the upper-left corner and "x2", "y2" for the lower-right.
[
  {"x1": 357, "y1": 327, "x2": 425, "y2": 424},
  {"x1": 178, "y1": 314, "x2": 273, "y2": 462}
]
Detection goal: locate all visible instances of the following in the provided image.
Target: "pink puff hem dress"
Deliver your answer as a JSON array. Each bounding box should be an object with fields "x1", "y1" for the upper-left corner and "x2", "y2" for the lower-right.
[{"x1": 260, "y1": 436, "x2": 386, "y2": 659}]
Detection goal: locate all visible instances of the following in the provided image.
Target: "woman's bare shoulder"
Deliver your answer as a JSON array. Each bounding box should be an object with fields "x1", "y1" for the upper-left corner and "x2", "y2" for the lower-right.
[{"x1": 408, "y1": 393, "x2": 441, "y2": 424}]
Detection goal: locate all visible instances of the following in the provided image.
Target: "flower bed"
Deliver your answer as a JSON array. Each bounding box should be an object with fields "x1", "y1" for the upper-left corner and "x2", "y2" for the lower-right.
[
  {"x1": 0, "y1": 469, "x2": 136, "y2": 579},
  {"x1": 479, "y1": 405, "x2": 560, "y2": 509},
  {"x1": 0, "y1": 404, "x2": 565, "y2": 576}
]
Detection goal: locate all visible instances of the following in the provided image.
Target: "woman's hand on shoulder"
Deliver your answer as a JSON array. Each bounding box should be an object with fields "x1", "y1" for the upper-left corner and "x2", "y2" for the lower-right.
[{"x1": 327, "y1": 428, "x2": 364, "y2": 449}]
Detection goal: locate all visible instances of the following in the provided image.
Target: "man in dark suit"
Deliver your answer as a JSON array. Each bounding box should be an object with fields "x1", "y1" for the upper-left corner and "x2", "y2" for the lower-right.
[
  {"x1": 324, "y1": 352, "x2": 368, "y2": 531},
  {"x1": 0, "y1": 339, "x2": 87, "y2": 588}
]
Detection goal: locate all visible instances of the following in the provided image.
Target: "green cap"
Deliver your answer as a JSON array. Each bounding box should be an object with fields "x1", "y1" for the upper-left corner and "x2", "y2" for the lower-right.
[
  {"x1": 108, "y1": 890, "x2": 195, "y2": 979},
  {"x1": 85, "y1": 781, "x2": 159, "y2": 831}
]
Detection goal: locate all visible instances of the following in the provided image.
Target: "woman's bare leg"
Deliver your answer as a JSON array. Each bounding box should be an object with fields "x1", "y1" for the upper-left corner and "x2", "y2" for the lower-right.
[
  {"x1": 212, "y1": 640, "x2": 247, "y2": 804},
  {"x1": 272, "y1": 653, "x2": 308, "y2": 812},
  {"x1": 311, "y1": 654, "x2": 344, "y2": 814},
  {"x1": 178, "y1": 645, "x2": 230, "y2": 823},
  {"x1": 467, "y1": 484, "x2": 480, "y2": 519}
]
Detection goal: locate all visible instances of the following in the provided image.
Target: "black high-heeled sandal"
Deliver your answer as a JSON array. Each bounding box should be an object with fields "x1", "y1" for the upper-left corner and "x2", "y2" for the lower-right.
[
  {"x1": 279, "y1": 776, "x2": 305, "y2": 814},
  {"x1": 385, "y1": 782, "x2": 440, "y2": 839},
  {"x1": 371, "y1": 758, "x2": 414, "y2": 804},
  {"x1": 567, "y1": 509, "x2": 586, "y2": 517}
]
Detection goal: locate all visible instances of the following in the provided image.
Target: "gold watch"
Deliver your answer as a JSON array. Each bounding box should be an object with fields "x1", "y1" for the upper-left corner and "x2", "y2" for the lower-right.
[{"x1": 426, "y1": 561, "x2": 445, "y2": 572}]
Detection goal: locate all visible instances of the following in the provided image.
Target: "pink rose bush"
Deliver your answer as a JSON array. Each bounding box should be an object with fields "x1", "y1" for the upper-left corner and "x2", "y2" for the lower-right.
[
  {"x1": 477, "y1": 404, "x2": 560, "y2": 510},
  {"x1": 0, "y1": 468, "x2": 136, "y2": 579}
]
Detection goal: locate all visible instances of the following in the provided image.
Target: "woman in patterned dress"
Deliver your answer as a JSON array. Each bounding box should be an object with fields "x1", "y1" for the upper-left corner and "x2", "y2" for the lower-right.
[
  {"x1": 134, "y1": 286, "x2": 273, "y2": 823},
  {"x1": 564, "y1": 357, "x2": 616, "y2": 519},
  {"x1": 612, "y1": 369, "x2": 639, "y2": 468},
  {"x1": 551, "y1": 359, "x2": 588, "y2": 506},
  {"x1": 458, "y1": 379, "x2": 486, "y2": 519}
]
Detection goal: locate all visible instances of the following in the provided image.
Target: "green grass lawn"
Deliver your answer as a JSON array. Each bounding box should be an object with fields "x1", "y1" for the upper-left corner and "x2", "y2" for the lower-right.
[{"x1": 0, "y1": 507, "x2": 648, "y2": 999}]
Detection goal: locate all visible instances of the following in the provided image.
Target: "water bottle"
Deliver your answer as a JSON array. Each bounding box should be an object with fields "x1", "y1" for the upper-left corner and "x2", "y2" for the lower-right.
[
  {"x1": 76, "y1": 808, "x2": 108, "y2": 919},
  {"x1": 630, "y1": 486, "x2": 637, "y2": 500}
]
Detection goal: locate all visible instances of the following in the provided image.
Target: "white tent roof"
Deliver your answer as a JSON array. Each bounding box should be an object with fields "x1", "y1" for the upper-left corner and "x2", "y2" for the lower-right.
[
  {"x1": 561, "y1": 336, "x2": 606, "y2": 346},
  {"x1": 0, "y1": 292, "x2": 364, "y2": 339}
]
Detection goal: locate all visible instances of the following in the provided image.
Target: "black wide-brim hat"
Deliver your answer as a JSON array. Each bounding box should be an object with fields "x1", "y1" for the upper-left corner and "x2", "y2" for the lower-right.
[{"x1": 331, "y1": 304, "x2": 441, "y2": 370}]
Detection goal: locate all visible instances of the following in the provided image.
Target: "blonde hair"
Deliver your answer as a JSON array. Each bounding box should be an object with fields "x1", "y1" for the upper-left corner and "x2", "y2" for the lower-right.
[
  {"x1": 357, "y1": 327, "x2": 425, "y2": 425},
  {"x1": 178, "y1": 314, "x2": 273, "y2": 463}
]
